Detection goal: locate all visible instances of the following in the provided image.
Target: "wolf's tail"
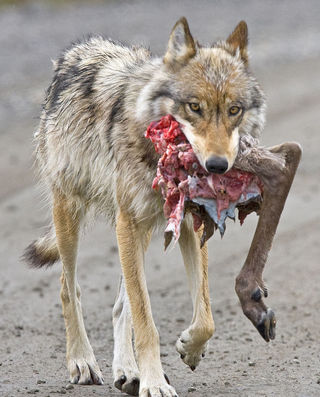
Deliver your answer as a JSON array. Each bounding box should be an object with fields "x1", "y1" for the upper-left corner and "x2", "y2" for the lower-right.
[{"x1": 23, "y1": 228, "x2": 60, "y2": 268}]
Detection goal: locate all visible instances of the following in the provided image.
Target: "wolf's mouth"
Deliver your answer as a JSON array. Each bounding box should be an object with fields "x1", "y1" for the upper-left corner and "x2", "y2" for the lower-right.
[{"x1": 145, "y1": 114, "x2": 263, "y2": 248}]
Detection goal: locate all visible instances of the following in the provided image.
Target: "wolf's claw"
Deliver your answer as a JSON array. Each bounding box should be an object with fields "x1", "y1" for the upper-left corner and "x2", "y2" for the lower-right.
[
  {"x1": 114, "y1": 374, "x2": 140, "y2": 396},
  {"x1": 114, "y1": 374, "x2": 127, "y2": 389}
]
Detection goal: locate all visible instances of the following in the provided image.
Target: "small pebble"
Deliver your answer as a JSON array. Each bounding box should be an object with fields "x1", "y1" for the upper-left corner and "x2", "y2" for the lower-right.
[
  {"x1": 65, "y1": 384, "x2": 74, "y2": 390},
  {"x1": 188, "y1": 387, "x2": 196, "y2": 392},
  {"x1": 317, "y1": 378, "x2": 320, "y2": 385},
  {"x1": 37, "y1": 380, "x2": 46, "y2": 384},
  {"x1": 248, "y1": 361, "x2": 256, "y2": 367}
]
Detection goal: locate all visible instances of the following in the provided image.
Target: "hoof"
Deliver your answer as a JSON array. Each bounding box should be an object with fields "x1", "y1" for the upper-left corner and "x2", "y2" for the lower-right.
[
  {"x1": 256, "y1": 308, "x2": 276, "y2": 342},
  {"x1": 236, "y1": 278, "x2": 276, "y2": 343}
]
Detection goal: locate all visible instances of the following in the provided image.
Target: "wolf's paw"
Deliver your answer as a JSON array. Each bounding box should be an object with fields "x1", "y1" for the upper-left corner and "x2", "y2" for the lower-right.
[
  {"x1": 176, "y1": 329, "x2": 209, "y2": 371},
  {"x1": 68, "y1": 355, "x2": 103, "y2": 385},
  {"x1": 139, "y1": 382, "x2": 178, "y2": 397},
  {"x1": 236, "y1": 277, "x2": 276, "y2": 342},
  {"x1": 114, "y1": 366, "x2": 140, "y2": 396}
]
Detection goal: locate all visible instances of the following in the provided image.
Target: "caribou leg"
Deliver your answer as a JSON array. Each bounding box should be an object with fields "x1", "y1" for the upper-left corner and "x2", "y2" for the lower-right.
[{"x1": 234, "y1": 141, "x2": 302, "y2": 342}]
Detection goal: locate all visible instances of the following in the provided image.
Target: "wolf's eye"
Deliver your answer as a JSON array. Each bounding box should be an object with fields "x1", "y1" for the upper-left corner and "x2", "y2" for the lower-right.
[
  {"x1": 229, "y1": 106, "x2": 241, "y2": 116},
  {"x1": 189, "y1": 103, "x2": 201, "y2": 113}
]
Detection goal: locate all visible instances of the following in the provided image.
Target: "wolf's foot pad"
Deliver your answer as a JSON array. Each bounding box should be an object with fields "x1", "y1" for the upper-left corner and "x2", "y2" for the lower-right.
[
  {"x1": 176, "y1": 329, "x2": 208, "y2": 370},
  {"x1": 113, "y1": 364, "x2": 140, "y2": 396},
  {"x1": 68, "y1": 357, "x2": 103, "y2": 385},
  {"x1": 114, "y1": 374, "x2": 140, "y2": 396},
  {"x1": 236, "y1": 278, "x2": 276, "y2": 343},
  {"x1": 140, "y1": 383, "x2": 178, "y2": 397}
]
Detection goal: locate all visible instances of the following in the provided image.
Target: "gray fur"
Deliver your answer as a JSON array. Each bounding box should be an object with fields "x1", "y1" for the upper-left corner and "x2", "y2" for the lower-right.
[{"x1": 25, "y1": 25, "x2": 266, "y2": 267}]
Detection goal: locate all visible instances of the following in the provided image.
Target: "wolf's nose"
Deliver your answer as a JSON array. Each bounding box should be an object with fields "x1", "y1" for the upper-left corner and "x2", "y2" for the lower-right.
[{"x1": 205, "y1": 156, "x2": 228, "y2": 174}]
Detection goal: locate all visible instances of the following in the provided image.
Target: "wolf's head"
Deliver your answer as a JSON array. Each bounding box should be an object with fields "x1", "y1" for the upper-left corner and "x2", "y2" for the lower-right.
[{"x1": 139, "y1": 18, "x2": 266, "y2": 174}]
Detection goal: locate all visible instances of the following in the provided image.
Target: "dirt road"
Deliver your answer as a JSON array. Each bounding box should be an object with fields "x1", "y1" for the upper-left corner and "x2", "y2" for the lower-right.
[{"x1": 1, "y1": 1, "x2": 320, "y2": 396}]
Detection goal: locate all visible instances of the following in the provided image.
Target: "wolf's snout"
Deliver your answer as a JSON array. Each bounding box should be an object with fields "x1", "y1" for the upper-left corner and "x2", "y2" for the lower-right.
[{"x1": 205, "y1": 156, "x2": 228, "y2": 174}]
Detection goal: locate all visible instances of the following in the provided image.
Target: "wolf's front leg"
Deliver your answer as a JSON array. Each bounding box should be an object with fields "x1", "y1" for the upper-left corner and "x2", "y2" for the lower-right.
[
  {"x1": 116, "y1": 210, "x2": 178, "y2": 397},
  {"x1": 235, "y1": 142, "x2": 302, "y2": 341},
  {"x1": 177, "y1": 215, "x2": 215, "y2": 370},
  {"x1": 53, "y1": 191, "x2": 103, "y2": 385}
]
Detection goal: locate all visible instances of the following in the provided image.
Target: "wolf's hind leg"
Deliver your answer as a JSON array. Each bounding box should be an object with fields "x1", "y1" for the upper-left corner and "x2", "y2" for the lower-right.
[
  {"x1": 112, "y1": 276, "x2": 140, "y2": 396},
  {"x1": 54, "y1": 191, "x2": 103, "y2": 385},
  {"x1": 177, "y1": 215, "x2": 215, "y2": 371}
]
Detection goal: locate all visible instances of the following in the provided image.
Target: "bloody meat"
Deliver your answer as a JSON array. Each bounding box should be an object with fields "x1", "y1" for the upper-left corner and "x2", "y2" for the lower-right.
[{"x1": 145, "y1": 115, "x2": 263, "y2": 248}]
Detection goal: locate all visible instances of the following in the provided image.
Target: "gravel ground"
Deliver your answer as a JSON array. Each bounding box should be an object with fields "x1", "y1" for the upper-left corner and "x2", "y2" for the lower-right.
[{"x1": 0, "y1": 1, "x2": 320, "y2": 396}]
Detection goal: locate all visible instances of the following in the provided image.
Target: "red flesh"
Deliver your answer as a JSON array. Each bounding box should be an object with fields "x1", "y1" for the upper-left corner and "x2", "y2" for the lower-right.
[{"x1": 145, "y1": 115, "x2": 263, "y2": 241}]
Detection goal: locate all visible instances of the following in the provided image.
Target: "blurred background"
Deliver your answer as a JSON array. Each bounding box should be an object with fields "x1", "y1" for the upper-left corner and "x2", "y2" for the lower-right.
[{"x1": 0, "y1": 1, "x2": 319, "y2": 396}]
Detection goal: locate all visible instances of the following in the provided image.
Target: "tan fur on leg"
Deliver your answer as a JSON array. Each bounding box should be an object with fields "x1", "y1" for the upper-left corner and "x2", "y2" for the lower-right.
[
  {"x1": 112, "y1": 227, "x2": 154, "y2": 396},
  {"x1": 53, "y1": 191, "x2": 103, "y2": 385},
  {"x1": 116, "y1": 210, "x2": 177, "y2": 397},
  {"x1": 177, "y1": 214, "x2": 215, "y2": 370}
]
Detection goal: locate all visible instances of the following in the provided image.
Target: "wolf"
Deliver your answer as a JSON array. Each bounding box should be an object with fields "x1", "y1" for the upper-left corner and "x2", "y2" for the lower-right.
[{"x1": 24, "y1": 18, "x2": 268, "y2": 397}]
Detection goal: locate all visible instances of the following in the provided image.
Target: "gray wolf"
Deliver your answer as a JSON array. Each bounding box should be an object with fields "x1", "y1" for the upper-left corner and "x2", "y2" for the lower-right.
[{"x1": 23, "y1": 18, "x2": 267, "y2": 397}]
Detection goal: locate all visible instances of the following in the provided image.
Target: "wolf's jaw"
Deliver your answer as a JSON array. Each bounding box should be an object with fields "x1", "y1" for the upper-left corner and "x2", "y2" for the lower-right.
[{"x1": 173, "y1": 115, "x2": 207, "y2": 170}]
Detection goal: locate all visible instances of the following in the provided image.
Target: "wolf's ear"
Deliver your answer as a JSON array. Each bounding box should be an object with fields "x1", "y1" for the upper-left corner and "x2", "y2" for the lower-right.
[
  {"x1": 164, "y1": 17, "x2": 196, "y2": 67},
  {"x1": 226, "y1": 21, "x2": 248, "y2": 65}
]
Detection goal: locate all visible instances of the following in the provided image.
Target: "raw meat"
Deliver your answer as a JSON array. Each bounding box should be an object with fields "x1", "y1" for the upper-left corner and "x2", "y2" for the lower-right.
[{"x1": 145, "y1": 115, "x2": 263, "y2": 248}]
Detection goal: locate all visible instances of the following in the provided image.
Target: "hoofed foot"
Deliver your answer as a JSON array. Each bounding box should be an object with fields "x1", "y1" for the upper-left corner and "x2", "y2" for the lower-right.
[
  {"x1": 256, "y1": 308, "x2": 276, "y2": 342},
  {"x1": 236, "y1": 277, "x2": 276, "y2": 342}
]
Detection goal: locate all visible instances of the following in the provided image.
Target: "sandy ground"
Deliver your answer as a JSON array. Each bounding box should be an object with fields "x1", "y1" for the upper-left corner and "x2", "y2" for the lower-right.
[{"x1": 0, "y1": 1, "x2": 320, "y2": 396}]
